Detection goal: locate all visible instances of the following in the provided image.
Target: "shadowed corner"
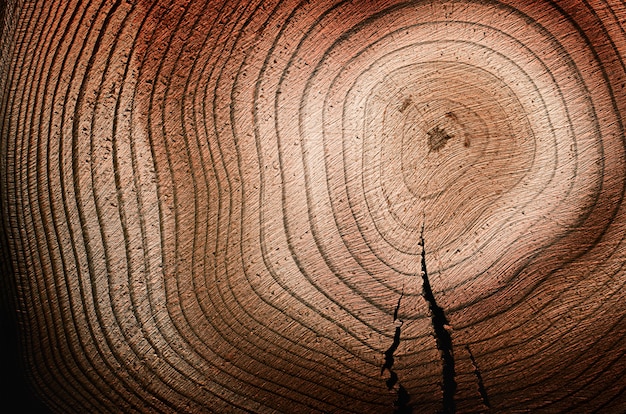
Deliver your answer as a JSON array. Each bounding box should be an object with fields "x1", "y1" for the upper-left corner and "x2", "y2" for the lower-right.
[
  {"x1": 0, "y1": 236, "x2": 51, "y2": 413},
  {"x1": 0, "y1": 210, "x2": 49, "y2": 413},
  {"x1": 0, "y1": 313, "x2": 53, "y2": 413}
]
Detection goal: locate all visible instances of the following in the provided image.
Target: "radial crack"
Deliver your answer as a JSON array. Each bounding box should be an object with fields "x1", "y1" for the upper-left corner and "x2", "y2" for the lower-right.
[
  {"x1": 381, "y1": 326, "x2": 402, "y2": 381},
  {"x1": 420, "y1": 227, "x2": 456, "y2": 414},
  {"x1": 466, "y1": 345, "x2": 491, "y2": 408},
  {"x1": 395, "y1": 385, "x2": 412, "y2": 414},
  {"x1": 394, "y1": 288, "x2": 404, "y2": 322},
  {"x1": 381, "y1": 289, "x2": 412, "y2": 413}
]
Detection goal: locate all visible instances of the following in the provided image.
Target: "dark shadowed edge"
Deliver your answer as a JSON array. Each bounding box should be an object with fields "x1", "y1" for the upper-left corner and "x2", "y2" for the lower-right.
[{"x1": 0, "y1": 0, "x2": 52, "y2": 412}]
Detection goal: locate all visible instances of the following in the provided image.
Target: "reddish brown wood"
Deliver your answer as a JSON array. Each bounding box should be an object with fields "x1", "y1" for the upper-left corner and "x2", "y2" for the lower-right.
[{"x1": 1, "y1": 0, "x2": 626, "y2": 412}]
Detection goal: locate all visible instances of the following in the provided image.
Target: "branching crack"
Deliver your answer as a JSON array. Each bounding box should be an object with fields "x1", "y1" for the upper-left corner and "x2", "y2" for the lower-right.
[
  {"x1": 466, "y1": 345, "x2": 490, "y2": 408},
  {"x1": 420, "y1": 227, "x2": 456, "y2": 414},
  {"x1": 381, "y1": 326, "x2": 401, "y2": 381},
  {"x1": 381, "y1": 288, "x2": 412, "y2": 413}
]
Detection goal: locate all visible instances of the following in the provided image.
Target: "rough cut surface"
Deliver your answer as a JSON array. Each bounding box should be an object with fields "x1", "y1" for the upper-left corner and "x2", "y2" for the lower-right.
[{"x1": 1, "y1": 0, "x2": 626, "y2": 412}]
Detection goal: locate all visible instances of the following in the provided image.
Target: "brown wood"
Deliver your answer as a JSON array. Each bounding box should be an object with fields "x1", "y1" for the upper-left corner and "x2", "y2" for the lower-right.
[{"x1": 1, "y1": 0, "x2": 626, "y2": 412}]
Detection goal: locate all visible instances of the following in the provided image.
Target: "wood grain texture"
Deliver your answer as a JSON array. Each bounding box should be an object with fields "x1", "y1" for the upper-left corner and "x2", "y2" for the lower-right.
[{"x1": 1, "y1": 0, "x2": 626, "y2": 412}]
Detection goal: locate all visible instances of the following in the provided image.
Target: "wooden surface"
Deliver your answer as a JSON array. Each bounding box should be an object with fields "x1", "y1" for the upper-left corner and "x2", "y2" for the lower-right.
[{"x1": 1, "y1": 0, "x2": 626, "y2": 412}]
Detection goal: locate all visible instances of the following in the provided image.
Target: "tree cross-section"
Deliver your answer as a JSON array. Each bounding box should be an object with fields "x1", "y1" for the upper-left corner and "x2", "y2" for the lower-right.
[{"x1": 1, "y1": 0, "x2": 625, "y2": 412}]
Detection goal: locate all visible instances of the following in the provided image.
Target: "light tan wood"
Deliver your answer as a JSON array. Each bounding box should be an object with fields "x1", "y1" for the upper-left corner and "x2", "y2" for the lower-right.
[{"x1": 1, "y1": 0, "x2": 625, "y2": 412}]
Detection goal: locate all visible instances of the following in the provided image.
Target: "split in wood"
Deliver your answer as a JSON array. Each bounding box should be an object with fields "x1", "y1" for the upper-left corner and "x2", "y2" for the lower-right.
[
  {"x1": 420, "y1": 226, "x2": 456, "y2": 414},
  {"x1": 466, "y1": 345, "x2": 491, "y2": 409},
  {"x1": 381, "y1": 288, "x2": 413, "y2": 413}
]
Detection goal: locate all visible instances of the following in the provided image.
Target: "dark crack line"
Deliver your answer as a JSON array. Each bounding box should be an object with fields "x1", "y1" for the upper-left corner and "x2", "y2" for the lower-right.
[
  {"x1": 395, "y1": 385, "x2": 412, "y2": 414},
  {"x1": 381, "y1": 288, "x2": 412, "y2": 413},
  {"x1": 393, "y1": 288, "x2": 404, "y2": 322},
  {"x1": 420, "y1": 228, "x2": 456, "y2": 414},
  {"x1": 466, "y1": 345, "x2": 491, "y2": 409},
  {"x1": 381, "y1": 326, "x2": 402, "y2": 380}
]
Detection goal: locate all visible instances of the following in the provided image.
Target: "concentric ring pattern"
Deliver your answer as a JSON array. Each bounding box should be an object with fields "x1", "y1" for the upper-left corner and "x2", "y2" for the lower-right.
[{"x1": 1, "y1": 0, "x2": 626, "y2": 412}]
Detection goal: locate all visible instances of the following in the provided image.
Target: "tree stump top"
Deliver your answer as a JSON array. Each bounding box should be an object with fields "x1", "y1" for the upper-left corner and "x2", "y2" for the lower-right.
[{"x1": 1, "y1": 0, "x2": 625, "y2": 412}]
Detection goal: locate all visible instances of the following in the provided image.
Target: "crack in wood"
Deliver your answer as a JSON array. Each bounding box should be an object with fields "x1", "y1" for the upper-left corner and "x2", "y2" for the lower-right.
[
  {"x1": 393, "y1": 288, "x2": 404, "y2": 323},
  {"x1": 381, "y1": 326, "x2": 402, "y2": 383},
  {"x1": 394, "y1": 385, "x2": 412, "y2": 414},
  {"x1": 420, "y1": 226, "x2": 456, "y2": 414},
  {"x1": 381, "y1": 288, "x2": 412, "y2": 413},
  {"x1": 466, "y1": 345, "x2": 491, "y2": 409}
]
